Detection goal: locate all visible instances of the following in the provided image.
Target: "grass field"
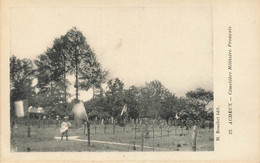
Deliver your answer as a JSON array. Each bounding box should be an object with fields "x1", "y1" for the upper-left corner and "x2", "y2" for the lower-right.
[{"x1": 11, "y1": 121, "x2": 214, "y2": 152}]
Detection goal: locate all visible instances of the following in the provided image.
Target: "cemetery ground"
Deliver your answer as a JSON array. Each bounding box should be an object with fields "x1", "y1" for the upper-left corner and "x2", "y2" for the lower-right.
[{"x1": 11, "y1": 120, "x2": 214, "y2": 152}]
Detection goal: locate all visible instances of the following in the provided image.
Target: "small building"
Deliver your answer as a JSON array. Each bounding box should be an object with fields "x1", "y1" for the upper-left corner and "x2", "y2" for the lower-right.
[{"x1": 28, "y1": 106, "x2": 45, "y2": 118}]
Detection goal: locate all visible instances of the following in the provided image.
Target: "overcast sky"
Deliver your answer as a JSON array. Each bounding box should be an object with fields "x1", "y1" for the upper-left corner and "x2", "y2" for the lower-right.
[{"x1": 10, "y1": 7, "x2": 213, "y2": 101}]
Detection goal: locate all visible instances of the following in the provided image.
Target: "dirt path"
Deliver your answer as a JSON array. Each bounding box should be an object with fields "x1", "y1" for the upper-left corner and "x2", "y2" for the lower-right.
[{"x1": 54, "y1": 136, "x2": 171, "y2": 151}]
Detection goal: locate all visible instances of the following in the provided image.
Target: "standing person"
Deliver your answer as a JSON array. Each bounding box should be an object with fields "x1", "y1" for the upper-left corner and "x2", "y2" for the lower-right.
[{"x1": 60, "y1": 116, "x2": 71, "y2": 141}]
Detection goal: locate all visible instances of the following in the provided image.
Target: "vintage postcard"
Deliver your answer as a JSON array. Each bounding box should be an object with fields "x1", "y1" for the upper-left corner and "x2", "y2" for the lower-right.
[{"x1": 1, "y1": 0, "x2": 259, "y2": 162}]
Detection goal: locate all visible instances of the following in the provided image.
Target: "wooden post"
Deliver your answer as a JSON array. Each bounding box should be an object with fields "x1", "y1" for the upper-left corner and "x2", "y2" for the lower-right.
[
  {"x1": 141, "y1": 134, "x2": 144, "y2": 152},
  {"x1": 38, "y1": 116, "x2": 41, "y2": 128},
  {"x1": 43, "y1": 119, "x2": 45, "y2": 131},
  {"x1": 161, "y1": 126, "x2": 162, "y2": 139},
  {"x1": 133, "y1": 141, "x2": 136, "y2": 150},
  {"x1": 153, "y1": 124, "x2": 154, "y2": 151},
  {"x1": 56, "y1": 116, "x2": 60, "y2": 129},
  {"x1": 113, "y1": 124, "x2": 115, "y2": 134},
  {"x1": 104, "y1": 124, "x2": 106, "y2": 134},
  {"x1": 141, "y1": 125, "x2": 144, "y2": 152},
  {"x1": 27, "y1": 112, "x2": 30, "y2": 138},
  {"x1": 84, "y1": 123, "x2": 86, "y2": 134},
  {"x1": 153, "y1": 125, "x2": 154, "y2": 139},
  {"x1": 87, "y1": 121, "x2": 90, "y2": 146},
  {"x1": 191, "y1": 125, "x2": 197, "y2": 151},
  {"x1": 94, "y1": 123, "x2": 96, "y2": 134},
  {"x1": 56, "y1": 119, "x2": 58, "y2": 129},
  {"x1": 134, "y1": 123, "x2": 137, "y2": 139},
  {"x1": 128, "y1": 141, "x2": 130, "y2": 151}
]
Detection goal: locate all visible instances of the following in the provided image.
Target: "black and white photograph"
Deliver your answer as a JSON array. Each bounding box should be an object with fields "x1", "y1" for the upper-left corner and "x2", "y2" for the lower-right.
[
  {"x1": 1, "y1": 0, "x2": 260, "y2": 162},
  {"x1": 9, "y1": 6, "x2": 214, "y2": 152}
]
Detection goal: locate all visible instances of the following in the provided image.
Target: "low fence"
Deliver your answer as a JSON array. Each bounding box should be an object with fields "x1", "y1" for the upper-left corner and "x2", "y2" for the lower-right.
[
  {"x1": 87, "y1": 123, "x2": 209, "y2": 151},
  {"x1": 12, "y1": 118, "x2": 214, "y2": 151}
]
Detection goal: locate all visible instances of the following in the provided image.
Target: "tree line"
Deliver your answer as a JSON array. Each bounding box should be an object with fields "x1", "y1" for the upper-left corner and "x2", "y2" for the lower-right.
[
  {"x1": 85, "y1": 79, "x2": 213, "y2": 127},
  {"x1": 10, "y1": 27, "x2": 213, "y2": 127}
]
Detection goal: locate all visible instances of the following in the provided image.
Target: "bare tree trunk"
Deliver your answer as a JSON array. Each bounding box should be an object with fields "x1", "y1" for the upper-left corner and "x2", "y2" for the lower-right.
[
  {"x1": 50, "y1": 81, "x2": 54, "y2": 106},
  {"x1": 75, "y1": 55, "x2": 79, "y2": 101},
  {"x1": 87, "y1": 121, "x2": 90, "y2": 146},
  {"x1": 93, "y1": 85, "x2": 95, "y2": 99},
  {"x1": 192, "y1": 125, "x2": 198, "y2": 151},
  {"x1": 64, "y1": 59, "x2": 67, "y2": 109}
]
